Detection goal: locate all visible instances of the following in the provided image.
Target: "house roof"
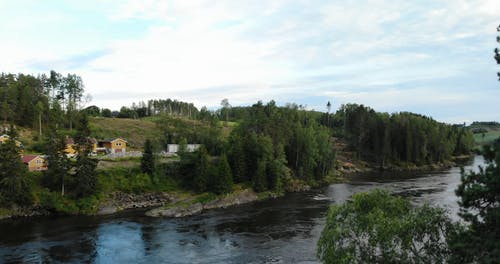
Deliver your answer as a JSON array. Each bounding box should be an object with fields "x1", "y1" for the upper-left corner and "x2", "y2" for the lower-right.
[
  {"x1": 0, "y1": 134, "x2": 9, "y2": 138},
  {"x1": 22, "y1": 155, "x2": 41, "y2": 163},
  {"x1": 100, "y1": 137, "x2": 128, "y2": 143},
  {"x1": 88, "y1": 137, "x2": 98, "y2": 144},
  {"x1": 65, "y1": 137, "x2": 75, "y2": 144}
]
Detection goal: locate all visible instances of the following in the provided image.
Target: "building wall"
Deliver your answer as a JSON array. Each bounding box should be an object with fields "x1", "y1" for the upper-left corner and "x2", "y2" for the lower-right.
[
  {"x1": 65, "y1": 144, "x2": 77, "y2": 155},
  {"x1": 27, "y1": 157, "x2": 47, "y2": 171},
  {"x1": 167, "y1": 144, "x2": 201, "y2": 153}
]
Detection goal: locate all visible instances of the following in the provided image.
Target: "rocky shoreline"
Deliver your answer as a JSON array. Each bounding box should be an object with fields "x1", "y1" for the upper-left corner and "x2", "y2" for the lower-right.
[
  {"x1": 146, "y1": 189, "x2": 259, "y2": 218},
  {"x1": 97, "y1": 192, "x2": 174, "y2": 215}
]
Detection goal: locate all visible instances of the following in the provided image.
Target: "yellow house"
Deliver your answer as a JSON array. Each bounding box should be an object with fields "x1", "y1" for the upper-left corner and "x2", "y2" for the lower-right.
[
  {"x1": 99, "y1": 138, "x2": 127, "y2": 154},
  {"x1": 0, "y1": 134, "x2": 23, "y2": 148},
  {"x1": 65, "y1": 137, "x2": 77, "y2": 156},
  {"x1": 22, "y1": 155, "x2": 47, "y2": 171},
  {"x1": 64, "y1": 137, "x2": 99, "y2": 156}
]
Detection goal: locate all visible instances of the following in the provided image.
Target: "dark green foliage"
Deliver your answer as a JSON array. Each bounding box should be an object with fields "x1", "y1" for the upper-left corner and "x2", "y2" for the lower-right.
[
  {"x1": 43, "y1": 114, "x2": 98, "y2": 198},
  {"x1": 83, "y1": 105, "x2": 100, "y2": 116},
  {"x1": 43, "y1": 133, "x2": 70, "y2": 195},
  {"x1": 72, "y1": 155, "x2": 98, "y2": 198},
  {"x1": 141, "y1": 139, "x2": 155, "y2": 175},
  {"x1": 0, "y1": 71, "x2": 86, "y2": 131},
  {"x1": 101, "y1": 108, "x2": 112, "y2": 117},
  {"x1": 449, "y1": 138, "x2": 500, "y2": 263},
  {"x1": 212, "y1": 153, "x2": 233, "y2": 194},
  {"x1": 317, "y1": 189, "x2": 455, "y2": 264},
  {"x1": 335, "y1": 104, "x2": 474, "y2": 166},
  {"x1": 252, "y1": 160, "x2": 268, "y2": 192},
  {"x1": 115, "y1": 99, "x2": 199, "y2": 119},
  {"x1": 0, "y1": 134, "x2": 32, "y2": 206},
  {"x1": 193, "y1": 146, "x2": 210, "y2": 192},
  {"x1": 71, "y1": 114, "x2": 98, "y2": 198},
  {"x1": 227, "y1": 101, "x2": 335, "y2": 191}
]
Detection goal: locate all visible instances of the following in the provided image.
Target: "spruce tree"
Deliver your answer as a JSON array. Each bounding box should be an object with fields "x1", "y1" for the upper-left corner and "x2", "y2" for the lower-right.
[
  {"x1": 253, "y1": 160, "x2": 268, "y2": 192},
  {"x1": 43, "y1": 132, "x2": 69, "y2": 196},
  {"x1": 141, "y1": 139, "x2": 155, "y2": 176},
  {"x1": 212, "y1": 153, "x2": 233, "y2": 194},
  {"x1": 193, "y1": 146, "x2": 210, "y2": 192},
  {"x1": 0, "y1": 133, "x2": 32, "y2": 206},
  {"x1": 450, "y1": 138, "x2": 500, "y2": 263},
  {"x1": 72, "y1": 113, "x2": 98, "y2": 198}
]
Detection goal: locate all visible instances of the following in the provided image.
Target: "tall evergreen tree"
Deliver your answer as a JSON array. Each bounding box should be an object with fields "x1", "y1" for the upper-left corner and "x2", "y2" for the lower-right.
[
  {"x1": 212, "y1": 153, "x2": 233, "y2": 194},
  {"x1": 43, "y1": 133, "x2": 70, "y2": 196},
  {"x1": 0, "y1": 133, "x2": 32, "y2": 206},
  {"x1": 72, "y1": 113, "x2": 98, "y2": 198},
  {"x1": 450, "y1": 138, "x2": 500, "y2": 263},
  {"x1": 141, "y1": 139, "x2": 155, "y2": 176},
  {"x1": 193, "y1": 146, "x2": 210, "y2": 192}
]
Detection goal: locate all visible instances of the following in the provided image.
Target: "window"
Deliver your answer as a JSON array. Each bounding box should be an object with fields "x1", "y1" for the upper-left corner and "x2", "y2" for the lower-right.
[{"x1": 36, "y1": 159, "x2": 42, "y2": 164}]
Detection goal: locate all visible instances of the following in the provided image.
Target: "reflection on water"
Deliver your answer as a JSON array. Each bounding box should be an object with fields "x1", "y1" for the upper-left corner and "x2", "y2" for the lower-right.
[{"x1": 0, "y1": 156, "x2": 485, "y2": 263}]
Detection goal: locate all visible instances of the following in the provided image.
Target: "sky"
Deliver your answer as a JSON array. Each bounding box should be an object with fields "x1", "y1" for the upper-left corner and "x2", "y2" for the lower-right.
[{"x1": 1, "y1": 0, "x2": 499, "y2": 124}]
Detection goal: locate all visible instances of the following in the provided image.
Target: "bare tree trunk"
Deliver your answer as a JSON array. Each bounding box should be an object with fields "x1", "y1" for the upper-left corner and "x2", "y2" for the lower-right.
[{"x1": 39, "y1": 113, "x2": 42, "y2": 136}]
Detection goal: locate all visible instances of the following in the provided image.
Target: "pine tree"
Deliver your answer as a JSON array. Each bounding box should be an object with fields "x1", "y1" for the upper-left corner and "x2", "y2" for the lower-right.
[
  {"x1": 0, "y1": 133, "x2": 32, "y2": 206},
  {"x1": 73, "y1": 155, "x2": 98, "y2": 198},
  {"x1": 450, "y1": 138, "x2": 500, "y2": 263},
  {"x1": 253, "y1": 160, "x2": 268, "y2": 192},
  {"x1": 43, "y1": 133, "x2": 70, "y2": 196},
  {"x1": 72, "y1": 113, "x2": 98, "y2": 198},
  {"x1": 193, "y1": 146, "x2": 210, "y2": 192},
  {"x1": 212, "y1": 153, "x2": 233, "y2": 194},
  {"x1": 141, "y1": 139, "x2": 155, "y2": 175}
]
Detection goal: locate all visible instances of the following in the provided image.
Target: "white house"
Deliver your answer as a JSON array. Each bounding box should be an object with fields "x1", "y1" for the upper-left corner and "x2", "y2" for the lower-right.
[{"x1": 166, "y1": 144, "x2": 201, "y2": 154}]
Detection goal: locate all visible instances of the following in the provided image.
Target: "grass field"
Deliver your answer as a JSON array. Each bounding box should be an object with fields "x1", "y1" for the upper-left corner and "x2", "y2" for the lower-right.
[
  {"x1": 89, "y1": 117, "x2": 163, "y2": 150},
  {"x1": 473, "y1": 130, "x2": 500, "y2": 149}
]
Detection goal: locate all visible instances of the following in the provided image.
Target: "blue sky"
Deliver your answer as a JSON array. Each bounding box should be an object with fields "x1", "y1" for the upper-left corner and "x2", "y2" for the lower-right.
[{"x1": 1, "y1": 0, "x2": 499, "y2": 123}]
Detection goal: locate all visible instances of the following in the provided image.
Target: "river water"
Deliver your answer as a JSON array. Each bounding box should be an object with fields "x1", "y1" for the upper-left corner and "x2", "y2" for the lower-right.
[{"x1": 0, "y1": 156, "x2": 485, "y2": 264}]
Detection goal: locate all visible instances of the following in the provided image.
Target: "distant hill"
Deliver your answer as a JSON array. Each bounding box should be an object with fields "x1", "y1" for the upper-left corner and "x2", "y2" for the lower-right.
[{"x1": 468, "y1": 121, "x2": 500, "y2": 148}]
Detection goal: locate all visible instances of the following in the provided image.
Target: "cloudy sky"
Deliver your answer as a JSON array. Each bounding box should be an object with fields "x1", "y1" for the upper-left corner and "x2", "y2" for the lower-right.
[{"x1": 1, "y1": 0, "x2": 499, "y2": 123}]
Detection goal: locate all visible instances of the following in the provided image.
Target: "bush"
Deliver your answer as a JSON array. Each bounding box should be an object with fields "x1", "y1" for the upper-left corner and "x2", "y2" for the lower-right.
[{"x1": 317, "y1": 189, "x2": 455, "y2": 264}]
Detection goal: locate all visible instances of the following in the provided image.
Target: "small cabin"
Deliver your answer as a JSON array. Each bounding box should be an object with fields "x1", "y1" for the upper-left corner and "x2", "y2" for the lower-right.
[
  {"x1": 22, "y1": 155, "x2": 47, "y2": 171},
  {"x1": 98, "y1": 138, "x2": 127, "y2": 154},
  {"x1": 0, "y1": 134, "x2": 23, "y2": 148}
]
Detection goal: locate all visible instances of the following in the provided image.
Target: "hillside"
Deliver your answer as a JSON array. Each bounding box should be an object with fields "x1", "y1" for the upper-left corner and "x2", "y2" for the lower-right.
[{"x1": 89, "y1": 117, "x2": 163, "y2": 150}]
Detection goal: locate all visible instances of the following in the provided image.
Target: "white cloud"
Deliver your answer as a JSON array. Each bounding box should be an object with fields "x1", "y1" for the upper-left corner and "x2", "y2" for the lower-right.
[{"x1": 1, "y1": 0, "x2": 499, "y2": 122}]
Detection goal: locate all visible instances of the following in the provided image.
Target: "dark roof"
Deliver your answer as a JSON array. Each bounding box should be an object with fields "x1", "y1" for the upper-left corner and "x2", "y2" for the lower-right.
[
  {"x1": 65, "y1": 137, "x2": 75, "y2": 144},
  {"x1": 88, "y1": 137, "x2": 98, "y2": 144}
]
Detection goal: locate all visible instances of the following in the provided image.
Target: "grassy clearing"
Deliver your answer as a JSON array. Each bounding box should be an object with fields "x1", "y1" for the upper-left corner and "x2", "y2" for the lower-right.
[
  {"x1": 89, "y1": 117, "x2": 162, "y2": 150},
  {"x1": 473, "y1": 131, "x2": 500, "y2": 146}
]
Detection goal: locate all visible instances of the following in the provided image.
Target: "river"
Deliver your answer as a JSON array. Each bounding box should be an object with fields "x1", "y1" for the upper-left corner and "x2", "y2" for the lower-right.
[{"x1": 0, "y1": 156, "x2": 485, "y2": 263}]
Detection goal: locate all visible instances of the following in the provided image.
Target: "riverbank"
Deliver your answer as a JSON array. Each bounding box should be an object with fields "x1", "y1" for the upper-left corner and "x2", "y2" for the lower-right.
[{"x1": 0, "y1": 153, "x2": 473, "y2": 221}]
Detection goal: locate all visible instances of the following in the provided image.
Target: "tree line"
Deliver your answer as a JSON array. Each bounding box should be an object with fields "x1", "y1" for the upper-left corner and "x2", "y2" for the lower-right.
[
  {"x1": 84, "y1": 99, "x2": 199, "y2": 119},
  {"x1": 325, "y1": 104, "x2": 474, "y2": 166},
  {"x1": 0, "y1": 71, "x2": 87, "y2": 134}
]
